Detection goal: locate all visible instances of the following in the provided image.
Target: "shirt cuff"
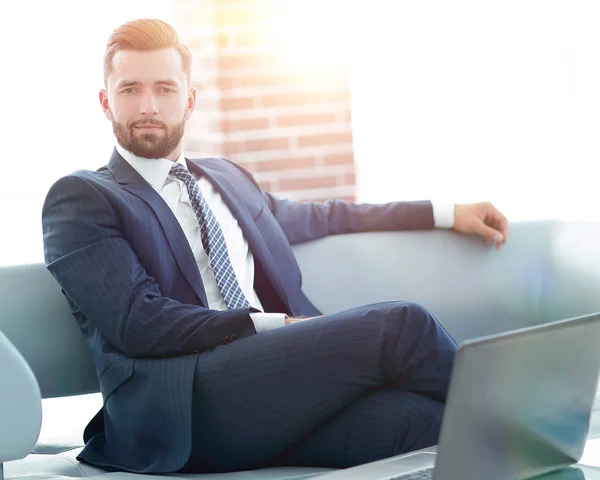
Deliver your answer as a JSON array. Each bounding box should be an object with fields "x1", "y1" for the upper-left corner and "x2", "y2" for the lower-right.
[
  {"x1": 249, "y1": 312, "x2": 287, "y2": 333},
  {"x1": 431, "y1": 202, "x2": 455, "y2": 229}
]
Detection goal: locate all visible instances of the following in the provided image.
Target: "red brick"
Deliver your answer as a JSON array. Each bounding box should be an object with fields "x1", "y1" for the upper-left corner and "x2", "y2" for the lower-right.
[
  {"x1": 256, "y1": 157, "x2": 316, "y2": 172},
  {"x1": 260, "y1": 92, "x2": 323, "y2": 108},
  {"x1": 298, "y1": 131, "x2": 353, "y2": 148},
  {"x1": 221, "y1": 96, "x2": 256, "y2": 111},
  {"x1": 211, "y1": 119, "x2": 225, "y2": 133},
  {"x1": 226, "y1": 137, "x2": 289, "y2": 154},
  {"x1": 224, "y1": 73, "x2": 297, "y2": 89},
  {"x1": 223, "y1": 117, "x2": 269, "y2": 132},
  {"x1": 276, "y1": 113, "x2": 336, "y2": 127},
  {"x1": 257, "y1": 179, "x2": 273, "y2": 191},
  {"x1": 339, "y1": 172, "x2": 356, "y2": 185},
  {"x1": 324, "y1": 152, "x2": 354, "y2": 166},
  {"x1": 234, "y1": 160, "x2": 257, "y2": 173},
  {"x1": 218, "y1": 77, "x2": 235, "y2": 90},
  {"x1": 279, "y1": 176, "x2": 337, "y2": 191},
  {"x1": 218, "y1": 53, "x2": 279, "y2": 70}
]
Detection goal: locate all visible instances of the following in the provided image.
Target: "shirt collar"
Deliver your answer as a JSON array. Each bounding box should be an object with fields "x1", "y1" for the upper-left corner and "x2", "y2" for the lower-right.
[{"x1": 116, "y1": 144, "x2": 187, "y2": 190}]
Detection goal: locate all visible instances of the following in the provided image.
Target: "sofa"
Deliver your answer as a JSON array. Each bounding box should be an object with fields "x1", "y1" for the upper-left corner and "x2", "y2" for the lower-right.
[{"x1": 2, "y1": 220, "x2": 600, "y2": 480}]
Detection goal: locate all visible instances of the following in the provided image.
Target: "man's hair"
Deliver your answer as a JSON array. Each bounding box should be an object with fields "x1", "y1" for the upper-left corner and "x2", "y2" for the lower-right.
[{"x1": 103, "y1": 19, "x2": 192, "y2": 86}]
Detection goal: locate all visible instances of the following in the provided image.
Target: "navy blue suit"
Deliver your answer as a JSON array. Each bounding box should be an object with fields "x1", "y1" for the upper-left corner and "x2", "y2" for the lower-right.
[{"x1": 42, "y1": 150, "x2": 456, "y2": 473}]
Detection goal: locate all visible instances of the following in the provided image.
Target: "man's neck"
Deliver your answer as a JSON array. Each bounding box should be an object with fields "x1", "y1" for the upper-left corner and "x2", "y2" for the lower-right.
[{"x1": 165, "y1": 146, "x2": 183, "y2": 162}]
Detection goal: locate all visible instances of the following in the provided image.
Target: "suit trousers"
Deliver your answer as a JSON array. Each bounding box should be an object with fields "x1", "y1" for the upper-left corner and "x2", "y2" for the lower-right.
[{"x1": 183, "y1": 301, "x2": 458, "y2": 473}]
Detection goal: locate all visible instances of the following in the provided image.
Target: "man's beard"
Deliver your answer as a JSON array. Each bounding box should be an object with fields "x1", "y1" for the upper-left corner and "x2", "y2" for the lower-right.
[{"x1": 110, "y1": 111, "x2": 186, "y2": 159}]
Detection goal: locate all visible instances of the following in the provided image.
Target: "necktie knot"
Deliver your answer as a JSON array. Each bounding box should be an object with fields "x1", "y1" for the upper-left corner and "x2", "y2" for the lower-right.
[{"x1": 170, "y1": 163, "x2": 193, "y2": 183}]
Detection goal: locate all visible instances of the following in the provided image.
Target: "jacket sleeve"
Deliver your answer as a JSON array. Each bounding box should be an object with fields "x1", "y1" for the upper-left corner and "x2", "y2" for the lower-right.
[
  {"x1": 42, "y1": 175, "x2": 257, "y2": 358},
  {"x1": 223, "y1": 156, "x2": 435, "y2": 245},
  {"x1": 262, "y1": 192, "x2": 435, "y2": 246}
]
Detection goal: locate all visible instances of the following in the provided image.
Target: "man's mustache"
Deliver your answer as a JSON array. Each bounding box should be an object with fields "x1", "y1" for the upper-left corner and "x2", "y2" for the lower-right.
[{"x1": 130, "y1": 119, "x2": 166, "y2": 128}]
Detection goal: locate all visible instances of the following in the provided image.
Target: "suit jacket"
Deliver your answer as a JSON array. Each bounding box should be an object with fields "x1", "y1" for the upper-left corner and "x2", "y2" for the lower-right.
[{"x1": 41, "y1": 149, "x2": 435, "y2": 473}]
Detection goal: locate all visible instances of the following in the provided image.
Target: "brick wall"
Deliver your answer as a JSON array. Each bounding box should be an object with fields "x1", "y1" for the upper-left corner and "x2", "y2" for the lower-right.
[{"x1": 172, "y1": 0, "x2": 356, "y2": 202}]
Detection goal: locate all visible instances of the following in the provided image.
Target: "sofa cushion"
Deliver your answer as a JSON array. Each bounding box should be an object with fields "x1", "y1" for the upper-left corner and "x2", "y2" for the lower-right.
[
  {"x1": 5, "y1": 448, "x2": 333, "y2": 480},
  {"x1": 31, "y1": 438, "x2": 84, "y2": 455}
]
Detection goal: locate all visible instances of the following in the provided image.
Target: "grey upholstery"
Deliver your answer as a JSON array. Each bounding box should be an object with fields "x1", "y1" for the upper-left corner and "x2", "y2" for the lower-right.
[
  {"x1": 0, "y1": 263, "x2": 97, "y2": 399},
  {"x1": 2, "y1": 220, "x2": 600, "y2": 480},
  {"x1": 0, "y1": 330, "x2": 42, "y2": 465},
  {"x1": 296, "y1": 220, "x2": 600, "y2": 342},
  {"x1": 4, "y1": 447, "x2": 330, "y2": 480}
]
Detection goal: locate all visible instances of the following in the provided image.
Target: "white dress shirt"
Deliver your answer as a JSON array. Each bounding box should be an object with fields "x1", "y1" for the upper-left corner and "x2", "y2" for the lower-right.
[{"x1": 116, "y1": 145, "x2": 454, "y2": 332}]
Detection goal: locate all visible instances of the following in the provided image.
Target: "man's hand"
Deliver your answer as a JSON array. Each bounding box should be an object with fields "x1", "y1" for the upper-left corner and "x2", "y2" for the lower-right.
[
  {"x1": 453, "y1": 202, "x2": 509, "y2": 250},
  {"x1": 285, "y1": 315, "x2": 320, "y2": 325}
]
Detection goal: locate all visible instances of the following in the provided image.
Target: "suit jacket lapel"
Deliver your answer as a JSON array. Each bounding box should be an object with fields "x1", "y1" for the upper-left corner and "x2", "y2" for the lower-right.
[
  {"x1": 187, "y1": 159, "x2": 290, "y2": 309},
  {"x1": 107, "y1": 150, "x2": 208, "y2": 306}
]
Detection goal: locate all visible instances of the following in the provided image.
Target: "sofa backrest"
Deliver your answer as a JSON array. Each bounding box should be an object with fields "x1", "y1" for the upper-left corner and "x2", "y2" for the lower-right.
[
  {"x1": 2, "y1": 219, "x2": 590, "y2": 400},
  {"x1": 295, "y1": 221, "x2": 558, "y2": 340}
]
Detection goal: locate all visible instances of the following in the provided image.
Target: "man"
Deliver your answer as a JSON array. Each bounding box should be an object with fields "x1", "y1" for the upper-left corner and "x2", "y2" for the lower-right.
[{"x1": 42, "y1": 19, "x2": 509, "y2": 474}]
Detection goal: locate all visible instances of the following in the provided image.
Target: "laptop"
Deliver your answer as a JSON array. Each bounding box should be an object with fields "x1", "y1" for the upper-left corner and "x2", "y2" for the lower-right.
[{"x1": 317, "y1": 312, "x2": 600, "y2": 480}]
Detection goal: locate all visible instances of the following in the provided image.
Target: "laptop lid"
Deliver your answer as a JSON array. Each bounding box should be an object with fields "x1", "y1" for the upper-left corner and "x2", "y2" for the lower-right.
[{"x1": 434, "y1": 312, "x2": 600, "y2": 480}]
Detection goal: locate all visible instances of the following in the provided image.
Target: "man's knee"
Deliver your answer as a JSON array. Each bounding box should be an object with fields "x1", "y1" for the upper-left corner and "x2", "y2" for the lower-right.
[
  {"x1": 394, "y1": 300, "x2": 432, "y2": 318},
  {"x1": 382, "y1": 301, "x2": 439, "y2": 331},
  {"x1": 382, "y1": 301, "x2": 457, "y2": 356}
]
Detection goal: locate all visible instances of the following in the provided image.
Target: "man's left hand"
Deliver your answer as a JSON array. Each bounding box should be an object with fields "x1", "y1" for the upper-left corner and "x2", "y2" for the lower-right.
[{"x1": 453, "y1": 203, "x2": 509, "y2": 250}]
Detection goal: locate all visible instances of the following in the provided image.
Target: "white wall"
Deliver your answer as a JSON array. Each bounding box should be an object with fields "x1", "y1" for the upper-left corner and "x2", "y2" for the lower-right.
[
  {"x1": 350, "y1": 0, "x2": 600, "y2": 223},
  {"x1": 0, "y1": 0, "x2": 172, "y2": 266}
]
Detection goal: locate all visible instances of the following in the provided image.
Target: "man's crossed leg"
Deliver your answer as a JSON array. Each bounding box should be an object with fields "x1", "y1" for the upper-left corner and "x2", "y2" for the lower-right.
[{"x1": 184, "y1": 301, "x2": 458, "y2": 473}]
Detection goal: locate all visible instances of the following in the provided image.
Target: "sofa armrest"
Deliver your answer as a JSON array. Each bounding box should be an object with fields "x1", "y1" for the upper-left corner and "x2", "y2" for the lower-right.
[{"x1": 0, "y1": 329, "x2": 42, "y2": 465}]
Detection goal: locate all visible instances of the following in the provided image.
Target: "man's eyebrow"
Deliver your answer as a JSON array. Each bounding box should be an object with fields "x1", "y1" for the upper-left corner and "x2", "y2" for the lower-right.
[
  {"x1": 155, "y1": 80, "x2": 179, "y2": 87},
  {"x1": 116, "y1": 80, "x2": 141, "y2": 89},
  {"x1": 115, "y1": 80, "x2": 179, "y2": 89}
]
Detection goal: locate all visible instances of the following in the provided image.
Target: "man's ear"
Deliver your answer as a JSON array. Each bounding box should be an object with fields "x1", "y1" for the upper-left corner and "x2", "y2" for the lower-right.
[
  {"x1": 185, "y1": 87, "x2": 197, "y2": 121},
  {"x1": 99, "y1": 89, "x2": 112, "y2": 120}
]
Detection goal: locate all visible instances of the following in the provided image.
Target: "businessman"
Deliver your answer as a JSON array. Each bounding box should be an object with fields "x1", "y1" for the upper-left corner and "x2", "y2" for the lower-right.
[{"x1": 42, "y1": 19, "x2": 509, "y2": 474}]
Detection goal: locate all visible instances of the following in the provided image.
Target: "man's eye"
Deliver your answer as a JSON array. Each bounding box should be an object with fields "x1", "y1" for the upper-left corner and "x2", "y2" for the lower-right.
[
  {"x1": 122, "y1": 88, "x2": 137, "y2": 94},
  {"x1": 159, "y1": 87, "x2": 174, "y2": 93}
]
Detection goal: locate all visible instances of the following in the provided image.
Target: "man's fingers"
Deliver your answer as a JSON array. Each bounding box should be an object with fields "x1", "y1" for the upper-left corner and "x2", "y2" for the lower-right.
[
  {"x1": 476, "y1": 221, "x2": 504, "y2": 245},
  {"x1": 498, "y1": 216, "x2": 509, "y2": 243},
  {"x1": 484, "y1": 206, "x2": 509, "y2": 245}
]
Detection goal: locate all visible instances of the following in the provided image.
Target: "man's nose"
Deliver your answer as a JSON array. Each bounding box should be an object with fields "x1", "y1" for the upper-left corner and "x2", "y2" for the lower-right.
[{"x1": 139, "y1": 91, "x2": 158, "y2": 115}]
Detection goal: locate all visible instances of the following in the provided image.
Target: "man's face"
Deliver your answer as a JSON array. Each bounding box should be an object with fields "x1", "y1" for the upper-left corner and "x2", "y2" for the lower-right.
[{"x1": 100, "y1": 47, "x2": 196, "y2": 160}]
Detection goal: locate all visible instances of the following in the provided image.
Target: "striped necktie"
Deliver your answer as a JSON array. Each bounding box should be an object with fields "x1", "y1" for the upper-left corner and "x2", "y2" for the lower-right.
[{"x1": 169, "y1": 163, "x2": 250, "y2": 309}]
